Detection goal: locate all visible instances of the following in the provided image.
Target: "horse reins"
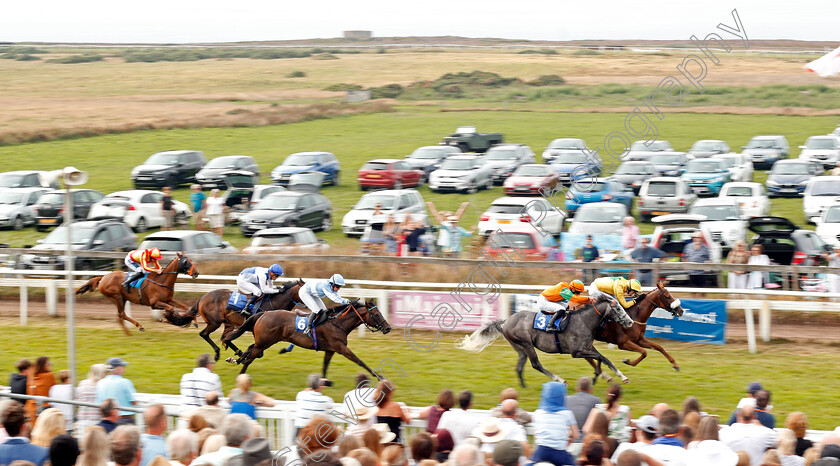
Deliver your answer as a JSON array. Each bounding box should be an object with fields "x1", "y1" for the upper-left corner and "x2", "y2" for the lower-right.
[{"x1": 335, "y1": 303, "x2": 382, "y2": 333}]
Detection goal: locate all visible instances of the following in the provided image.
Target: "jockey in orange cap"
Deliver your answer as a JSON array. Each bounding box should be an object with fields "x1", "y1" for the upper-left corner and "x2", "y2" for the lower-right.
[
  {"x1": 123, "y1": 248, "x2": 163, "y2": 291},
  {"x1": 539, "y1": 279, "x2": 586, "y2": 332}
]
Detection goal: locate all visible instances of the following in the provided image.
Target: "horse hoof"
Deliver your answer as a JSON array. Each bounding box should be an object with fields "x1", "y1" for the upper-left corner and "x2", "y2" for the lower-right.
[
  {"x1": 138, "y1": 327, "x2": 145, "y2": 332},
  {"x1": 622, "y1": 358, "x2": 631, "y2": 365},
  {"x1": 225, "y1": 357, "x2": 237, "y2": 364},
  {"x1": 214, "y1": 354, "x2": 220, "y2": 362},
  {"x1": 193, "y1": 323, "x2": 198, "y2": 328},
  {"x1": 673, "y1": 366, "x2": 680, "y2": 372},
  {"x1": 621, "y1": 377, "x2": 631, "y2": 384}
]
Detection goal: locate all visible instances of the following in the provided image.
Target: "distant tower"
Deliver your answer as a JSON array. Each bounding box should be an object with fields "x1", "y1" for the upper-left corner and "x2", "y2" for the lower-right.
[{"x1": 343, "y1": 30, "x2": 372, "y2": 40}]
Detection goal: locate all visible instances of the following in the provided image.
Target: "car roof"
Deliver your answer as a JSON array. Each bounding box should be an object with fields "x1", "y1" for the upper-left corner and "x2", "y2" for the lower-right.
[
  {"x1": 645, "y1": 177, "x2": 683, "y2": 183},
  {"x1": 751, "y1": 135, "x2": 783, "y2": 139},
  {"x1": 693, "y1": 139, "x2": 726, "y2": 143},
  {"x1": 516, "y1": 164, "x2": 551, "y2": 169},
  {"x1": 620, "y1": 160, "x2": 655, "y2": 165},
  {"x1": 366, "y1": 159, "x2": 402, "y2": 164},
  {"x1": 152, "y1": 150, "x2": 199, "y2": 156},
  {"x1": 490, "y1": 196, "x2": 546, "y2": 205},
  {"x1": 807, "y1": 135, "x2": 837, "y2": 140},
  {"x1": 2, "y1": 187, "x2": 49, "y2": 193},
  {"x1": 252, "y1": 227, "x2": 312, "y2": 236},
  {"x1": 106, "y1": 190, "x2": 158, "y2": 197},
  {"x1": 808, "y1": 175, "x2": 840, "y2": 183},
  {"x1": 288, "y1": 151, "x2": 332, "y2": 156},
  {"x1": 692, "y1": 198, "x2": 739, "y2": 207},
  {"x1": 722, "y1": 182, "x2": 761, "y2": 188},
  {"x1": 143, "y1": 230, "x2": 207, "y2": 239},
  {"x1": 66, "y1": 219, "x2": 124, "y2": 228},
  {"x1": 210, "y1": 155, "x2": 252, "y2": 161},
  {"x1": 576, "y1": 201, "x2": 626, "y2": 210},
  {"x1": 0, "y1": 170, "x2": 45, "y2": 175},
  {"x1": 687, "y1": 159, "x2": 725, "y2": 165},
  {"x1": 489, "y1": 144, "x2": 526, "y2": 148},
  {"x1": 362, "y1": 188, "x2": 419, "y2": 196},
  {"x1": 447, "y1": 155, "x2": 480, "y2": 160},
  {"x1": 773, "y1": 159, "x2": 809, "y2": 165},
  {"x1": 652, "y1": 213, "x2": 707, "y2": 224},
  {"x1": 550, "y1": 138, "x2": 584, "y2": 142},
  {"x1": 42, "y1": 188, "x2": 95, "y2": 194},
  {"x1": 265, "y1": 191, "x2": 308, "y2": 198},
  {"x1": 488, "y1": 225, "x2": 546, "y2": 234}
]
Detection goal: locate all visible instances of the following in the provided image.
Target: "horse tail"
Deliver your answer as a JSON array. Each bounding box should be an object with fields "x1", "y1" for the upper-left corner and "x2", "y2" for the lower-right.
[
  {"x1": 75, "y1": 276, "x2": 103, "y2": 295},
  {"x1": 161, "y1": 308, "x2": 195, "y2": 328},
  {"x1": 456, "y1": 320, "x2": 506, "y2": 352},
  {"x1": 186, "y1": 298, "x2": 201, "y2": 318}
]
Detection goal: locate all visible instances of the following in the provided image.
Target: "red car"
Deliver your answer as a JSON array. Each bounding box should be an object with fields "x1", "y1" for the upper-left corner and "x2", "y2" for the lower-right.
[
  {"x1": 502, "y1": 164, "x2": 559, "y2": 195},
  {"x1": 357, "y1": 159, "x2": 425, "y2": 190},
  {"x1": 483, "y1": 226, "x2": 561, "y2": 261}
]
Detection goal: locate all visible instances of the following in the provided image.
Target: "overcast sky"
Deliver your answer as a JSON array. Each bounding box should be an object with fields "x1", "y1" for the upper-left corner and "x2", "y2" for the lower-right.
[{"x1": 2, "y1": 0, "x2": 837, "y2": 44}]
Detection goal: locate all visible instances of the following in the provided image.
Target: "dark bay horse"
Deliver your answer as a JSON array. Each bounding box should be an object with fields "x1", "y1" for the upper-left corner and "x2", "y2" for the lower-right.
[
  {"x1": 457, "y1": 299, "x2": 634, "y2": 387},
  {"x1": 188, "y1": 279, "x2": 304, "y2": 361},
  {"x1": 227, "y1": 299, "x2": 392, "y2": 377},
  {"x1": 75, "y1": 252, "x2": 199, "y2": 335}
]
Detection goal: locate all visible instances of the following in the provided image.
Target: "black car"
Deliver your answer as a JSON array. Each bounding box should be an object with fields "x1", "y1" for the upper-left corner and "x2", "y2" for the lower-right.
[
  {"x1": 195, "y1": 155, "x2": 259, "y2": 190},
  {"x1": 34, "y1": 189, "x2": 104, "y2": 232},
  {"x1": 20, "y1": 219, "x2": 137, "y2": 270},
  {"x1": 748, "y1": 216, "x2": 831, "y2": 266},
  {"x1": 130, "y1": 150, "x2": 206, "y2": 189},
  {"x1": 240, "y1": 191, "x2": 332, "y2": 236}
]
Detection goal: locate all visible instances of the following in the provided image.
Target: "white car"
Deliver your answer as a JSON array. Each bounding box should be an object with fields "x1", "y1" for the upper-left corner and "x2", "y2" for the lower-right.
[
  {"x1": 687, "y1": 198, "x2": 746, "y2": 248},
  {"x1": 478, "y1": 196, "x2": 566, "y2": 236},
  {"x1": 341, "y1": 189, "x2": 428, "y2": 236},
  {"x1": 243, "y1": 227, "x2": 328, "y2": 254},
  {"x1": 804, "y1": 176, "x2": 840, "y2": 222},
  {"x1": 566, "y1": 202, "x2": 627, "y2": 236},
  {"x1": 718, "y1": 182, "x2": 771, "y2": 219},
  {"x1": 626, "y1": 140, "x2": 676, "y2": 158},
  {"x1": 816, "y1": 205, "x2": 840, "y2": 247},
  {"x1": 428, "y1": 155, "x2": 494, "y2": 193},
  {"x1": 798, "y1": 135, "x2": 840, "y2": 169},
  {"x1": 712, "y1": 153, "x2": 753, "y2": 182},
  {"x1": 87, "y1": 190, "x2": 191, "y2": 232},
  {"x1": 688, "y1": 140, "x2": 730, "y2": 158},
  {"x1": 542, "y1": 138, "x2": 589, "y2": 163}
]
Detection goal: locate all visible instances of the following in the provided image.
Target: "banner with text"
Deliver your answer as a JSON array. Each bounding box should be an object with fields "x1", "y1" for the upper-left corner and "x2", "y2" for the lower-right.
[
  {"x1": 390, "y1": 291, "x2": 502, "y2": 331},
  {"x1": 644, "y1": 298, "x2": 727, "y2": 345}
]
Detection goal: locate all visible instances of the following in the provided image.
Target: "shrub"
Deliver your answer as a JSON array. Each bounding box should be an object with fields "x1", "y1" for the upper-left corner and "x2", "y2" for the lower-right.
[
  {"x1": 573, "y1": 49, "x2": 601, "y2": 56},
  {"x1": 16, "y1": 54, "x2": 41, "y2": 61},
  {"x1": 0, "y1": 46, "x2": 47, "y2": 55},
  {"x1": 286, "y1": 70, "x2": 306, "y2": 78},
  {"x1": 47, "y1": 53, "x2": 104, "y2": 64},
  {"x1": 312, "y1": 53, "x2": 338, "y2": 60},
  {"x1": 324, "y1": 83, "x2": 363, "y2": 92},
  {"x1": 528, "y1": 74, "x2": 566, "y2": 86},
  {"x1": 369, "y1": 84, "x2": 403, "y2": 99},
  {"x1": 599, "y1": 83, "x2": 630, "y2": 94},
  {"x1": 517, "y1": 49, "x2": 558, "y2": 55}
]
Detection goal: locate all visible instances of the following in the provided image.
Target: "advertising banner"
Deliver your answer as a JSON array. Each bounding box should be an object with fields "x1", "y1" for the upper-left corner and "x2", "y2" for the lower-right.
[{"x1": 390, "y1": 291, "x2": 501, "y2": 331}]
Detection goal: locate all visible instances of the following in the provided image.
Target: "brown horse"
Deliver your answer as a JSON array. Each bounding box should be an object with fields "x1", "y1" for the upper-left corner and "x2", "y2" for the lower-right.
[
  {"x1": 588, "y1": 281, "x2": 684, "y2": 381},
  {"x1": 188, "y1": 279, "x2": 304, "y2": 361},
  {"x1": 227, "y1": 299, "x2": 391, "y2": 377},
  {"x1": 75, "y1": 252, "x2": 199, "y2": 335}
]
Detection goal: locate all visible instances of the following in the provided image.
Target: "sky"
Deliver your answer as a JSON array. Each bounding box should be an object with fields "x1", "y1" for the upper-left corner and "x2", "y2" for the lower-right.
[{"x1": 1, "y1": 0, "x2": 838, "y2": 44}]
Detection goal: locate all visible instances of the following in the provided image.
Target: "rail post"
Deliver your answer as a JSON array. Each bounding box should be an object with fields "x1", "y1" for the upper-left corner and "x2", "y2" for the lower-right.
[
  {"x1": 18, "y1": 274, "x2": 27, "y2": 325},
  {"x1": 46, "y1": 280, "x2": 58, "y2": 317}
]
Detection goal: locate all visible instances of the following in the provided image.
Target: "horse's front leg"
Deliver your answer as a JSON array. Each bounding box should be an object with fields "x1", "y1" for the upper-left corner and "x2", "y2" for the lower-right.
[
  {"x1": 322, "y1": 351, "x2": 335, "y2": 378},
  {"x1": 572, "y1": 347, "x2": 628, "y2": 384},
  {"x1": 333, "y1": 345, "x2": 379, "y2": 380},
  {"x1": 636, "y1": 338, "x2": 679, "y2": 371},
  {"x1": 617, "y1": 340, "x2": 648, "y2": 367},
  {"x1": 584, "y1": 358, "x2": 610, "y2": 384}
]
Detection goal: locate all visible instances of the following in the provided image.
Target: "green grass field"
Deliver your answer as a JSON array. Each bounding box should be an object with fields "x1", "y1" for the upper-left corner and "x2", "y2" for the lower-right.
[{"x1": 3, "y1": 321, "x2": 839, "y2": 428}]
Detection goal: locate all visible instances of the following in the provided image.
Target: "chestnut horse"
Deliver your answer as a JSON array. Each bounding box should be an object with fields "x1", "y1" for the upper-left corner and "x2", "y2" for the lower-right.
[
  {"x1": 187, "y1": 279, "x2": 304, "y2": 361},
  {"x1": 75, "y1": 252, "x2": 199, "y2": 335},
  {"x1": 227, "y1": 299, "x2": 391, "y2": 377}
]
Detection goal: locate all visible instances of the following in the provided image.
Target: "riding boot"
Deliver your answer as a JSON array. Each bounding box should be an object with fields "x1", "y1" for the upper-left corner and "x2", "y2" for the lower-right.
[
  {"x1": 304, "y1": 313, "x2": 317, "y2": 340},
  {"x1": 547, "y1": 311, "x2": 565, "y2": 332},
  {"x1": 123, "y1": 272, "x2": 141, "y2": 291},
  {"x1": 242, "y1": 295, "x2": 258, "y2": 316}
]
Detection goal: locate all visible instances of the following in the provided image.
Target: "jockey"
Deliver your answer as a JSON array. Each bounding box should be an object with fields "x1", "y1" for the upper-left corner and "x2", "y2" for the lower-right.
[
  {"x1": 236, "y1": 264, "x2": 284, "y2": 315},
  {"x1": 300, "y1": 274, "x2": 350, "y2": 339},
  {"x1": 123, "y1": 248, "x2": 163, "y2": 291},
  {"x1": 539, "y1": 279, "x2": 586, "y2": 332},
  {"x1": 589, "y1": 276, "x2": 642, "y2": 310}
]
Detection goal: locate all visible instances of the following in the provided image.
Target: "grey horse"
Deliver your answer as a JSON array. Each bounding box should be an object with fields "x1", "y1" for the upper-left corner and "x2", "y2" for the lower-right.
[{"x1": 457, "y1": 297, "x2": 634, "y2": 387}]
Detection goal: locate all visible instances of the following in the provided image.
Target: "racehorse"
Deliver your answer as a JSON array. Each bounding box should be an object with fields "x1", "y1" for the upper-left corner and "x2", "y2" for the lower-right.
[
  {"x1": 227, "y1": 299, "x2": 391, "y2": 377},
  {"x1": 589, "y1": 281, "x2": 684, "y2": 374},
  {"x1": 75, "y1": 252, "x2": 199, "y2": 335},
  {"x1": 187, "y1": 279, "x2": 305, "y2": 361},
  {"x1": 457, "y1": 298, "x2": 633, "y2": 387}
]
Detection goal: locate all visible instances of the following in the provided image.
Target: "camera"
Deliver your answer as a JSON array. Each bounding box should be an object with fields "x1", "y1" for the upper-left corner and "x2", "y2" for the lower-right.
[{"x1": 321, "y1": 378, "x2": 333, "y2": 387}]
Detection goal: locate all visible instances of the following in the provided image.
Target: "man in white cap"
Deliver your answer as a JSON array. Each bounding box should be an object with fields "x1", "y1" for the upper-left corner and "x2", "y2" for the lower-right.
[
  {"x1": 96, "y1": 357, "x2": 137, "y2": 425},
  {"x1": 610, "y1": 415, "x2": 659, "y2": 463}
]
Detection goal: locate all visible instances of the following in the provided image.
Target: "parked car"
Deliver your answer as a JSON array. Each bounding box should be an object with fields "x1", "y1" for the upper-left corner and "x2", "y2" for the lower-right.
[
  {"x1": 542, "y1": 138, "x2": 589, "y2": 163},
  {"x1": 270, "y1": 152, "x2": 340, "y2": 186},
  {"x1": 139, "y1": 230, "x2": 238, "y2": 254},
  {"x1": 832, "y1": 126, "x2": 840, "y2": 138},
  {"x1": 242, "y1": 227, "x2": 328, "y2": 254},
  {"x1": 748, "y1": 217, "x2": 830, "y2": 267},
  {"x1": 650, "y1": 214, "x2": 722, "y2": 283},
  {"x1": 483, "y1": 144, "x2": 537, "y2": 184},
  {"x1": 502, "y1": 164, "x2": 559, "y2": 195},
  {"x1": 609, "y1": 161, "x2": 658, "y2": 194},
  {"x1": 341, "y1": 189, "x2": 428, "y2": 236},
  {"x1": 765, "y1": 159, "x2": 822, "y2": 197},
  {"x1": 565, "y1": 179, "x2": 634, "y2": 216},
  {"x1": 742, "y1": 135, "x2": 789, "y2": 169},
  {"x1": 428, "y1": 155, "x2": 493, "y2": 193},
  {"x1": 87, "y1": 190, "x2": 191, "y2": 232},
  {"x1": 637, "y1": 178, "x2": 697, "y2": 221},
  {"x1": 20, "y1": 220, "x2": 137, "y2": 270},
  {"x1": 549, "y1": 152, "x2": 603, "y2": 186},
  {"x1": 688, "y1": 140, "x2": 731, "y2": 158},
  {"x1": 194, "y1": 155, "x2": 259, "y2": 190},
  {"x1": 625, "y1": 140, "x2": 675, "y2": 158},
  {"x1": 227, "y1": 184, "x2": 287, "y2": 224},
  {"x1": 718, "y1": 182, "x2": 771, "y2": 219},
  {"x1": 0, "y1": 171, "x2": 55, "y2": 190},
  {"x1": 804, "y1": 176, "x2": 840, "y2": 222},
  {"x1": 357, "y1": 159, "x2": 424, "y2": 190},
  {"x1": 441, "y1": 126, "x2": 504, "y2": 153},
  {"x1": 816, "y1": 205, "x2": 840, "y2": 247},
  {"x1": 648, "y1": 153, "x2": 690, "y2": 177},
  {"x1": 798, "y1": 135, "x2": 840, "y2": 169},
  {"x1": 0, "y1": 188, "x2": 48, "y2": 230},
  {"x1": 484, "y1": 226, "x2": 560, "y2": 261},
  {"x1": 240, "y1": 191, "x2": 332, "y2": 236},
  {"x1": 566, "y1": 202, "x2": 628, "y2": 236},
  {"x1": 130, "y1": 150, "x2": 206, "y2": 189},
  {"x1": 681, "y1": 159, "x2": 731, "y2": 196},
  {"x1": 687, "y1": 198, "x2": 746, "y2": 249},
  {"x1": 34, "y1": 189, "x2": 104, "y2": 231},
  {"x1": 478, "y1": 196, "x2": 566, "y2": 236},
  {"x1": 404, "y1": 145, "x2": 462, "y2": 179},
  {"x1": 712, "y1": 153, "x2": 754, "y2": 182}
]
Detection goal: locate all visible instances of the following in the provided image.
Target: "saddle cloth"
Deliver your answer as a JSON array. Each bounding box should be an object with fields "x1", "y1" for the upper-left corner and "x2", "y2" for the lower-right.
[
  {"x1": 293, "y1": 312, "x2": 330, "y2": 331},
  {"x1": 533, "y1": 312, "x2": 569, "y2": 332},
  {"x1": 226, "y1": 291, "x2": 251, "y2": 312},
  {"x1": 129, "y1": 274, "x2": 147, "y2": 289}
]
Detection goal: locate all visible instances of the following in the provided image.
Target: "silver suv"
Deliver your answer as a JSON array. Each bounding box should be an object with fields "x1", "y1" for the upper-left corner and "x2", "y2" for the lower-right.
[
  {"x1": 483, "y1": 144, "x2": 537, "y2": 184},
  {"x1": 341, "y1": 189, "x2": 428, "y2": 236},
  {"x1": 638, "y1": 177, "x2": 697, "y2": 222},
  {"x1": 742, "y1": 135, "x2": 789, "y2": 170}
]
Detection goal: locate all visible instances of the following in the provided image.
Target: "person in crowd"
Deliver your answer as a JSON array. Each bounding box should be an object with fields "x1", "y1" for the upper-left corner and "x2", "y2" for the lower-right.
[
  {"x1": 31, "y1": 408, "x2": 65, "y2": 447},
  {"x1": 489, "y1": 388, "x2": 532, "y2": 427},
  {"x1": 682, "y1": 396, "x2": 701, "y2": 420},
  {"x1": 374, "y1": 381, "x2": 411, "y2": 444},
  {"x1": 227, "y1": 437, "x2": 272, "y2": 466},
  {"x1": 78, "y1": 425, "x2": 109, "y2": 466},
  {"x1": 727, "y1": 240, "x2": 751, "y2": 289},
  {"x1": 493, "y1": 400, "x2": 529, "y2": 456},
  {"x1": 823, "y1": 245, "x2": 840, "y2": 293},
  {"x1": 111, "y1": 425, "x2": 143, "y2": 466},
  {"x1": 338, "y1": 435, "x2": 363, "y2": 457},
  {"x1": 294, "y1": 417, "x2": 342, "y2": 463},
  {"x1": 166, "y1": 429, "x2": 199, "y2": 466},
  {"x1": 161, "y1": 186, "x2": 174, "y2": 231},
  {"x1": 139, "y1": 404, "x2": 167, "y2": 466},
  {"x1": 188, "y1": 413, "x2": 210, "y2": 433},
  {"x1": 748, "y1": 244, "x2": 771, "y2": 289},
  {"x1": 719, "y1": 406, "x2": 777, "y2": 466},
  {"x1": 437, "y1": 390, "x2": 479, "y2": 447},
  {"x1": 685, "y1": 415, "x2": 738, "y2": 464},
  {"x1": 579, "y1": 438, "x2": 610, "y2": 466},
  {"x1": 831, "y1": 161, "x2": 840, "y2": 176},
  {"x1": 0, "y1": 399, "x2": 11, "y2": 441},
  {"x1": 185, "y1": 392, "x2": 225, "y2": 429},
  {"x1": 180, "y1": 354, "x2": 223, "y2": 408},
  {"x1": 581, "y1": 235, "x2": 601, "y2": 283},
  {"x1": 785, "y1": 412, "x2": 813, "y2": 457},
  {"x1": 48, "y1": 370, "x2": 74, "y2": 433},
  {"x1": 630, "y1": 237, "x2": 666, "y2": 286},
  {"x1": 650, "y1": 403, "x2": 671, "y2": 419},
  {"x1": 303, "y1": 450, "x2": 342, "y2": 466},
  {"x1": 493, "y1": 439, "x2": 523, "y2": 466},
  {"x1": 419, "y1": 389, "x2": 455, "y2": 433},
  {"x1": 76, "y1": 364, "x2": 107, "y2": 439},
  {"x1": 362, "y1": 428, "x2": 383, "y2": 458},
  {"x1": 200, "y1": 434, "x2": 226, "y2": 455},
  {"x1": 383, "y1": 214, "x2": 402, "y2": 256},
  {"x1": 776, "y1": 431, "x2": 804, "y2": 466},
  {"x1": 96, "y1": 357, "x2": 136, "y2": 424},
  {"x1": 411, "y1": 432, "x2": 436, "y2": 463},
  {"x1": 294, "y1": 374, "x2": 333, "y2": 435},
  {"x1": 345, "y1": 373, "x2": 376, "y2": 408},
  {"x1": 439, "y1": 215, "x2": 474, "y2": 258},
  {"x1": 736, "y1": 382, "x2": 765, "y2": 410},
  {"x1": 196, "y1": 427, "x2": 218, "y2": 454},
  {"x1": 641, "y1": 409, "x2": 689, "y2": 464},
  {"x1": 566, "y1": 377, "x2": 601, "y2": 437},
  {"x1": 97, "y1": 399, "x2": 120, "y2": 434},
  {"x1": 622, "y1": 217, "x2": 640, "y2": 251},
  {"x1": 729, "y1": 390, "x2": 775, "y2": 429},
  {"x1": 0, "y1": 402, "x2": 48, "y2": 466},
  {"x1": 448, "y1": 443, "x2": 484, "y2": 466},
  {"x1": 10, "y1": 359, "x2": 31, "y2": 405},
  {"x1": 433, "y1": 429, "x2": 454, "y2": 463},
  {"x1": 347, "y1": 447, "x2": 379, "y2": 466},
  {"x1": 584, "y1": 384, "x2": 632, "y2": 445},
  {"x1": 49, "y1": 434, "x2": 80, "y2": 466},
  {"x1": 205, "y1": 189, "x2": 225, "y2": 236},
  {"x1": 192, "y1": 414, "x2": 253, "y2": 466},
  {"x1": 682, "y1": 231, "x2": 712, "y2": 287},
  {"x1": 529, "y1": 381, "x2": 578, "y2": 466},
  {"x1": 122, "y1": 247, "x2": 164, "y2": 291},
  {"x1": 25, "y1": 356, "x2": 55, "y2": 425},
  {"x1": 610, "y1": 415, "x2": 659, "y2": 463},
  {"x1": 229, "y1": 374, "x2": 275, "y2": 420},
  {"x1": 401, "y1": 219, "x2": 428, "y2": 257},
  {"x1": 189, "y1": 185, "x2": 207, "y2": 230}
]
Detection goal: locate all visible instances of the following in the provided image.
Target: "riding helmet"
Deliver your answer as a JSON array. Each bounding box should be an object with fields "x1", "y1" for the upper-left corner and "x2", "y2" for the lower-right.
[
  {"x1": 629, "y1": 279, "x2": 642, "y2": 292},
  {"x1": 329, "y1": 274, "x2": 346, "y2": 286},
  {"x1": 149, "y1": 248, "x2": 162, "y2": 259},
  {"x1": 268, "y1": 264, "x2": 283, "y2": 276},
  {"x1": 570, "y1": 280, "x2": 585, "y2": 293}
]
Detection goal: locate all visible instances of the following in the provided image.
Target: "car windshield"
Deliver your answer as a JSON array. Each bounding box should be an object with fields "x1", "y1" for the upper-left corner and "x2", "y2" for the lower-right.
[
  {"x1": 631, "y1": 141, "x2": 669, "y2": 151},
  {"x1": 615, "y1": 163, "x2": 650, "y2": 175},
  {"x1": 573, "y1": 182, "x2": 607, "y2": 193},
  {"x1": 686, "y1": 161, "x2": 722, "y2": 173},
  {"x1": 806, "y1": 138, "x2": 837, "y2": 150},
  {"x1": 0, "y1": 174, "x2": 26, "y2": 188},
  {"x1": 410, "y1": 148, "x2": 444, "y2": 159},
  {"x1": 549, "y1": 139, "x2": 584, "y2": 149},
  {"x1": 139, "y1": 238, "x2": 183, "y2": 251},
  {"x1": 825, "y1": 207, "x2": 840, "y2": 223},
  {"x1": 252, "y1": 235, "x2": 295, "y2": 246},
  {"x1": 441, "y1": 159, "x2": 474, "y2": 170},
  {"x1": 576, "y1": 206, "x2": 624, "y2": 222},
  {"x1": 43, "y1": 226, "x2": 95, "y2": 245},
  {"x1": 37, "y1": 193, "x2": 63, "y2": 205},
  {"x1": 0, "y1": 192, "x2": 24, "y2": 205},
  {"x1": 361, "y1": 162, "x2": 389, "y2": 171},
  {"x1": 650, "y1": 155, "x2": 683, "y2": 165},
  {"x1": 356, "y1": 195, "x2": 396, "y2": 210},
  {"x1": 513, "y1": 166, "x2": 549, "y2": 176},
  {"x1": 716, "y1": 157, "x2": 736, "y2": 168},
  {"x1": 691, "y1": 141, "x2": 722, "y2": 151},
  {"x1": 771, "y1": 163, "x2": 809, "y2": 175},
  {"x1": 690, "y1": 205, "x2": 740, "y2": 221},
  {"x1": 746, "y1": 138, "x2": 777, "y2": 149},
  {"x1": 283, "y1": 154, "x2": 320, "y2": 166},
  {"x1": 145, "y1": 153, "x2": 181, "y2": 165},
  {"x1": 256, "y1": 195, "x2": 299, "y2": 210},
  {"x1": 205, "y1": 157, "x2": 241, "y2": 169},
  {"x1": 647, "y1": 182, "x2": 677, "y2": 197},
  {"x1": 724, "y1": 187, "x2": 753, "y2": 197},
  {"x1": 487, "y1": 204, "x2": 527, "y2": 214},
  {"x1": 553, "y1": 153, "x2": 588, "y2": 164},
  {"x1": 489, "y1": 232, "x2": 536, "y2": 250},
  {"x1": 485, "y1": 149, "x2": 518, "y2": 160},
  {"x1": 810, "y1": 181, "x2": 840, "y2": 196}
]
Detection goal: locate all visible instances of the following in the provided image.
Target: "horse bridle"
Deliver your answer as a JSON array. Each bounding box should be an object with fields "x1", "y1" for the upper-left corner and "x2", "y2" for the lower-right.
[
  {"x1": 158, "y1": 256, "x2": 195, "y2": 278},
  {"x1": 336, "y1": 303, "x2": 385, "y2": 333},
  {"x1": 641, "y1": 289, "x2": 681, "y2": 317}
]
